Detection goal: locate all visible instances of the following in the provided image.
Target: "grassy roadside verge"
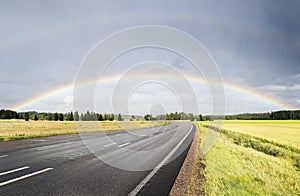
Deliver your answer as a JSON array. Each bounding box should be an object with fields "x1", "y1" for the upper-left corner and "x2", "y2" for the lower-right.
[
  {"x1": 0, "y1": 120, "x2": 170, "y2": 142},
  {"x1": 191, "y1": 122, "x2": 300, "y2": 195}
]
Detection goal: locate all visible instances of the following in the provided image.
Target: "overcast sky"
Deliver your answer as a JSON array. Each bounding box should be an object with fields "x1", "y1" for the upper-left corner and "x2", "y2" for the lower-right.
[{"x1": 1, "y1": 0, "x2": 300, "y2": 115}]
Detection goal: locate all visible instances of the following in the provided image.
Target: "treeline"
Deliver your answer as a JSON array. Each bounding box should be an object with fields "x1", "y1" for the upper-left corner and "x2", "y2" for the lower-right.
[
  {"x1": 146, "y1": 112, "x2": 205, "y2": 121},
  {"x1": 0, "y1": 109, "x2": 18, "y2": 119},
  {"x1": 79, "y1": 112, "x2": 123, "y2": 121},
  {"x1": 1, "y1": 109, "x2": 300, "y2": 121},
  {"x1": 16, "y1": 111, "x2": 75, "y2": 121},
  {"x1": 223, "y1": 110, "x2": 300, "y2": 120},
  {"x1": 0, "y1": 109, "x2": 124, "y2": 121},
  {"x1": 149, "y1": 110, "x2": 300, "y2": 121}
]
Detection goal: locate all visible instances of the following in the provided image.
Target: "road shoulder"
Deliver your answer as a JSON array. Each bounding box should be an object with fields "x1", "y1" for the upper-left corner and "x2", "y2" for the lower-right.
[{"x1": 169, "y1": 125, "x2": 205, "y2": 195}]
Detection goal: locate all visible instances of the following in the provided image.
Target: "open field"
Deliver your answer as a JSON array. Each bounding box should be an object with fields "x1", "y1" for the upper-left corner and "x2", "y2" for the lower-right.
[
  {"x1": 194, "y1": 121, "x2": 300, "y2": 195},
  {"x1": 201, "y1": 120, "x2": 300, "y2": 150},
  {"x1": 0, "y1": 120, "x2": 169, "y2": 141}
]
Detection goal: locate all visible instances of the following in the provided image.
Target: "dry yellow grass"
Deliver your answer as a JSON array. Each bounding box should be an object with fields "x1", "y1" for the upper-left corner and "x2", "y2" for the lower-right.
[{"x1": 0, "y1": 120, "x2": 168, "y2": 141}]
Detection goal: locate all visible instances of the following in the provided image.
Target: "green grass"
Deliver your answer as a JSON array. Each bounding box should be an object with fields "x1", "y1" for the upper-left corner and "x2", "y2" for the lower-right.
[
  {"x1": 0, "y1": 120, "x2": 169, "y2": 142},
  {"x1": 196, "y1": 121, "x2": 300, "y2": 195}
]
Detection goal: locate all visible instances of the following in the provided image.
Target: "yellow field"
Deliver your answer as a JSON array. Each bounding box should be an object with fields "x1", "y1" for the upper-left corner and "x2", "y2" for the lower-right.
[
  {"x1": 202, "y1": 120, "x2": 300, "y2": 150},
  {"x1": 0, "y1": 120, "x2": 168, "y2": 141}
]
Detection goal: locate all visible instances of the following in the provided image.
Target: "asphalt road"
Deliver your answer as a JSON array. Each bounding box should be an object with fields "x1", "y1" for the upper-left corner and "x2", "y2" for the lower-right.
[{"x1": 0, "y1": 122, "x2": 195, "y2": 196}]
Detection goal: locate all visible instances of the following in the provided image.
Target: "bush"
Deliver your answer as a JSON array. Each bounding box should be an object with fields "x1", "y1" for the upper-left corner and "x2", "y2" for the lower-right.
[
  {"x1": 294, "y1": 156, "x2": 300, "y2": 169},
  {"x1": 221, "y1": 129, "x2": 281, "y2": 157}
]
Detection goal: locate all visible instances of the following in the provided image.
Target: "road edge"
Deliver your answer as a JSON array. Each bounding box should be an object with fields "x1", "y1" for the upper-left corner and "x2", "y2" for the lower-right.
[
  {"x1": 128, "y1": 124, "x2": 194, "y2": 196},
  {"x1": 169, "y1": 124, "x2": 202, "y2": 196}
]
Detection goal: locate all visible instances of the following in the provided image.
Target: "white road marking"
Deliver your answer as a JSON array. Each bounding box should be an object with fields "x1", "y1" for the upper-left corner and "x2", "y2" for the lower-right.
[
  {"x1": 128, "y1": 125, "x2": 194, "y2": 196},
  {"x1": 30, "y1": 139, "x2": 47, "y2": 142},
  {"x1": 0, "y1": 168, "x2": 53, "y2": 187},
  {"x1": 0, "y1": 155, "x2": 8, "y2": 158},
  {"x1": 104, "y1": 143, "x2": 114, "y2": 147},
  {"x1": 118, "y1": 143, "x2": 130, "y2": 147},
  {"x1": 0, "y1": 166, "x2": 30, "y2": 176}
]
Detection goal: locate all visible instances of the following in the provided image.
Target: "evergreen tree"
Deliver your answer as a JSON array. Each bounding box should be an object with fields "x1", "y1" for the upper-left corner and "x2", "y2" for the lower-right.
[
  {"x1": 58, "y1": 113, "x2": 64, "y2": 121},
  {"x1": 199, "y1": 114, "x2": 203, "y2": 121},
  {"x1": 54, "y1": 112, "x2": 59, "y2": 121},
  {"x1": 174, "y1": 112, "x2": 180, "y2": 120},
  {"x1": 86, "y1": 111, "x2": 91, "y2": 121},
  {"x1": 34, "y1": 114, "x2": 38, "y2": 121},
  {"x1": 103, "y1": 113, "x2": 108, "y2": 121},
  {"x1": 80, "y1": 113, "x2": 84, "y2": 121},
  {"x1": 90, "y1": 112, "x2": 97, "y2": 121},
  {"x1": 117, "y1": 113, "x2": 123, "y2": 121},
  {"x1": 68, "y1": 112, "x2": 74, "y2": 121},
  {"x1": 74, "y1": 111, "x2": 79, "y2": 121},
  {"x1": 97, "y1": 113, "x2": 103, "y2": 121},
  {"x1": 47, "y1": 113, "x2": 53, "y2": 121},
  {"x1": 109, "y1": 113, "x2": 115, "y2": 121},
  {"x1": 24, "y1": 112, "x2": 29, "y2": 121}
]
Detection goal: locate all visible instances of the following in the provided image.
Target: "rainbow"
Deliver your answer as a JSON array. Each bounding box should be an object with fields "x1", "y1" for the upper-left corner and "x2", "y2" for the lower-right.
[
  {"x1": 3, "y1": 14, "x2": 296, "y2": 112},
  {"x1": 9, "y1": 73, "x2": 297, "y2": 112}
]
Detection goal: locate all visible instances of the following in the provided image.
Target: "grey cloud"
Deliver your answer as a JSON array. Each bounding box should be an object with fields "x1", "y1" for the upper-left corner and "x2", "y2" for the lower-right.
[{"x1": 0, "y1": 0, "x2": 299, "y2": 113}]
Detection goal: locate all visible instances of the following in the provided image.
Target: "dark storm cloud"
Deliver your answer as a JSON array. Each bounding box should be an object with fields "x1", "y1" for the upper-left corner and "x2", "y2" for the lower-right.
[
  {"x1": 0, "y1": 0, "x2": 299, "y2": 112},
  {"x1": 179, "y1": 0, "x2": 300, "y2": 87}
]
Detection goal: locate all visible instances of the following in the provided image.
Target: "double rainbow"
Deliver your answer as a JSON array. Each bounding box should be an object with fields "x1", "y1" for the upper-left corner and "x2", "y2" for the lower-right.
[{"x1": 9, "y1": 74, "x2": 297, "y2": 112}]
